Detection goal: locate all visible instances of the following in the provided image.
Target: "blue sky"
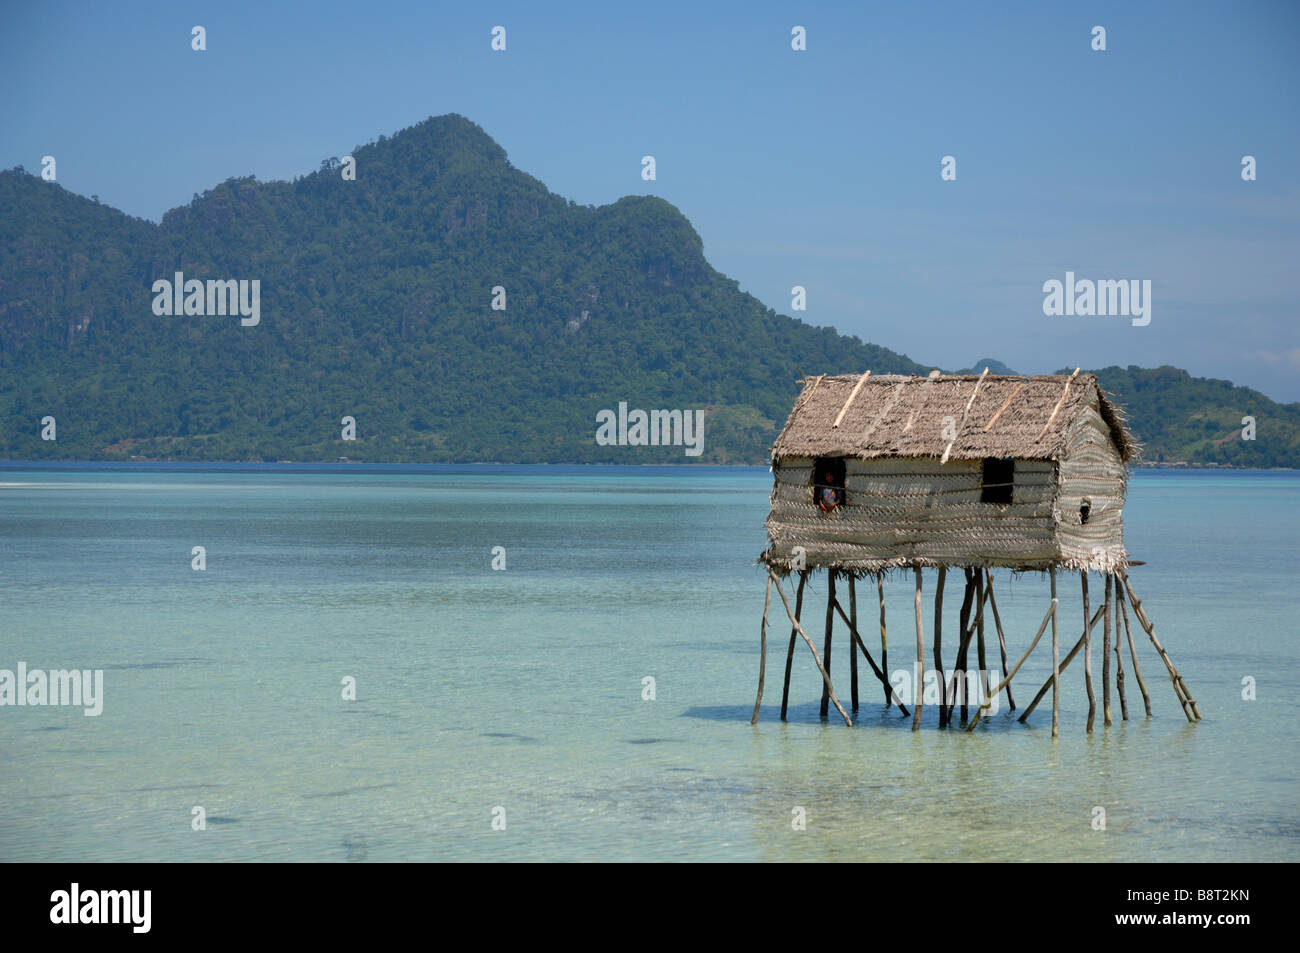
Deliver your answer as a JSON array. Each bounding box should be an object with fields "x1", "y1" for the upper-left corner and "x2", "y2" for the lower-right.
[{"x1": 3, "y1": 1, "x2": 1298, "y2": 399}]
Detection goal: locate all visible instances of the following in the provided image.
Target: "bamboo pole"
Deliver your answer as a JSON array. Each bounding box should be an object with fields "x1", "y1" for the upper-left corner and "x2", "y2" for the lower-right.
[
  {"x1": 967, "y1": 593, "x2": 1059, "y2": 730},
  {"x1": 1102, "y1": 574, "x2": 1113, "y2": 727},
  {"x1": 830, "y1": 598, "x2": 910, "y2": 716},
  {"x1": 849, "y1": 575, "x2": 859, "y2": 713},
  {"x1": 1123, "y1": 573, "x2": 1192, "y2": 719},
  {"x1": 985, "y1": 570, "x2": 1016, "y2": 710},
  {"x1": 877, "y1": 573, "x2": 889, "y2": 705},
  {"x1": 912, "y1": 567, "x2": 924, "y2": 732},
  {"x1": 1121, "y1": 574, "x2": 1199, "y2": 722},
  {"x1": 1019, "y1": 604, "x2": 1106, "y2": 723},
  {"x1": 1051, "y1": 568, "x2": 1060, "y2": 738},
  {"x1": 1117, "y1": 583, "x2": 1152, "y2": 717},
  {"x1": 1035, "y1": 367, "x2": 1080, "y2": 442},
  {"x1": 770, "y1": 572, "x2": 851, "y2": 726},
  {"x1": 1082, "y1": 571, "x2": 1095, "y2": 733},
  {"x1": 1113, "y1": 580, "x2": 1129, "y2": 721},
  {"x1": 751, "y1": 575, "x2": 772, "y2": 724},
  {"x1": 959, "y1": 569, "x2": 979, "y2": 723},
  {"x1": 821, "y1": 571, "x2": 836, "y2": 719},
  {"x1": 933, "y1": 566, "x2": 947, "y2": 728},
  {"x1": 780, "y1": 571, "x2": 808, "y2": 721},
  {"x1": 804, "y1": 375, "x2": 825, "y2": 407},
  {"x1": 947, "y1": 570, "x2": 987, "y2": 725},
  {"x1": 940, "y1": 368, "x2": 988, "y2": 464},
  {"x1": 832, "y1": 370, "x2": 871, "y2": 427},
  {"x1": 975, "y1": 570, "x2": 990, "y2": 713},
  {"x1": 949, "y1": 570, "x2": 975, "y2": 725},
  {"x1": 982, "y1": 380, "x2": 1027, "y2": 433},
  {"x1": 963, "y1": 367, "x2": 989, "y2": 419}
]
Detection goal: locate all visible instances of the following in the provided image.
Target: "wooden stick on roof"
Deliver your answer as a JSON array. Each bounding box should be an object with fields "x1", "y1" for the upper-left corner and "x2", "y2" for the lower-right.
[
  {"x1": 832, "y1": 370, "x2": 871, "y2": 428},
  {"x1": 789, "y1": 374, "x2": 825, "y2": 423},
  {"x1": 983, "y1": 379, "x2": 1027, "y2": 433},
  {"x1": 940, "y1": 367, "x2": 988, "y2": 465},
  {"x1": 1034, "y1": 367, "x2": 1080, "y2": 442},
  {"x1": 902, "y1": 369, "x2": 942, "y2": 433}
]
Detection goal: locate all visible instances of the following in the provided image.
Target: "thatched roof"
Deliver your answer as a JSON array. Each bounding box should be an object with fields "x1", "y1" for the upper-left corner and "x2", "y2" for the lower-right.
[{"x1": 771, "y1": 372, "x2": 1139, "y2": 462}]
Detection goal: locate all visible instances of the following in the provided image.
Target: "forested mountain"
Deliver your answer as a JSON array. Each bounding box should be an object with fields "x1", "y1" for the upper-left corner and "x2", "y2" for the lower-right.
[
  {"x1": 1, "y1": 114, "x2": 1295, "y2": 466},
  {"x1": 1083, "y1": 365, "x2": 1300, "y2": 468}
]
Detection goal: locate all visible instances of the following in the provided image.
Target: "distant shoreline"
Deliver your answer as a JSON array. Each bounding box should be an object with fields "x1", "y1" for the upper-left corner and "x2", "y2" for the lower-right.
[
  {"x1": 1, "y1": 460, "x2": 1295, "y2": 474},
  {"x1": 0, "y1": 460, "x2": 764, "y2": 475}
]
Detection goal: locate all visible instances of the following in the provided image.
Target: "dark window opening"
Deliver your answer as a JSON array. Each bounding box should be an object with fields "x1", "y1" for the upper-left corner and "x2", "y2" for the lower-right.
[
  {"x1": 980, "y1": 457, "x2": 1014, "y2": 505},
  {"x1": 1079, "y1": 498, "x2": 1091, "y2": 525},
  {"x1": 812, "y1": 457, "x2": 847, "y2": 512}
]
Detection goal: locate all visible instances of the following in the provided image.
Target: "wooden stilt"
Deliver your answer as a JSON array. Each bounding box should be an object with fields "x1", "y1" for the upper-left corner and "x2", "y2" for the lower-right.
[
  {"x1": 975, "y1": 570, "x2": 990, "y2": 715},
  {"x1": 751, "y1": 575, "x2": 772, "y2": 724},
  {"x1": 985, "y1": 570, "x2": 1016, "y2": 710},
  {"x1": 968, "y1": 592, "x2": 1058, "y2": 730},
  {"x1": 934, "y1": 566, "x2": 947, "y2": 728},
  {"x1": 946, "y1": 570, "x2": 987, "y2": 725},
  {"x1": 849, "y1": 576, "x2": 859, "y2": 713},
  {"x1": 912, "y1": 567, "x2": 924, "y2": 732},
  {"x1": 821, "y1": 571, "x2": 836, "y2": 719},
  {"x1": 1117, "y1": 583, "x2": 1152, "y2": 717},
  {"x1": 951, "y1": 569, "x2": 975, "y2": 724},
  {"x1": 1102, "y1": 574, "x2": 1113, "y2": 727},
  {"x1": 1051, "y1": 568, "x2": 1060, "y2": 738},
  {"x1": 1121, "y1": 574, "x2": 1199, "y2": 722},
  {"x1": 1113, "y1": 580, "x2": 1129, "y2": 721},
  {"x1": 770, "y1": 572, "x2": 852, "y2": 726},
  {"x1": 1082, "y1": 571, "x2": 1095, "y2": 733},
  {"x1": 780, "y1": 571, "x2": 807, "y2": 721},
  {"x1": 877, "y1": 573, "x2": 889, "y2": 705},
  {"x1": 959, "y1": 569, "x2": 977, "y2": 724},
  {"x1": 1019, "y1": 603, "x2": 1106, "y2": 722},
  {"x1": 830, "y1": 598, "x2": 910, "y2": 715}
]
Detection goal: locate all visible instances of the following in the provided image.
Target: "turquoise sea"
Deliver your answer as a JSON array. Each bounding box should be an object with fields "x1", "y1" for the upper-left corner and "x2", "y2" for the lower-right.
[{"x1": 1, "y1": 465, "x2": 1296, "y2": 862}]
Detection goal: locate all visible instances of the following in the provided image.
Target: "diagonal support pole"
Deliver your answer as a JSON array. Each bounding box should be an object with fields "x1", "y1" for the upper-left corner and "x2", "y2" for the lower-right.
[
  {"x1": 770, "y1": 571, "x2": 852, "y2": 726},
  {"x1": 968, "y1": 592, "x2": 1059, "y2": 730},
  {"x1": 832, "y1": 597, "x2": 910, "y2": 716},
  {"x1": 1121, "y1": 573, "x2": 1199, "y2": 722},
  {"x1": 1019, "y1": 604, "x2": 1106, "y2": 723},
  {"x1": 1116, "y1": 582, "x2": 1152, "y2": 717}
]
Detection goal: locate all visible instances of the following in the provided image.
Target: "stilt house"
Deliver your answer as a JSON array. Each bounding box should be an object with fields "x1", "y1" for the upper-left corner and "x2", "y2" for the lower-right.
[
  {"x1": 749, "y1": 369, "x2": 1200, "y2": 735},
  {"x1": 761, "y1": 370, "x2": 1138, "y2": 574}
]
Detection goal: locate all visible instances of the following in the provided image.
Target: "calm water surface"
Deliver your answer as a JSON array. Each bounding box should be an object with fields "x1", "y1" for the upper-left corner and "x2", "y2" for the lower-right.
[{"x1": 0, "y1": 466, "x2": 1295, "y2": 861}]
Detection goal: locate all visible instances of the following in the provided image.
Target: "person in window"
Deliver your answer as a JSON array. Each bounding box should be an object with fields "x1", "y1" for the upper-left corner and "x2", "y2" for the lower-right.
[{"x1": 817, "y1": 470, "x2": 844, "y2": 513}]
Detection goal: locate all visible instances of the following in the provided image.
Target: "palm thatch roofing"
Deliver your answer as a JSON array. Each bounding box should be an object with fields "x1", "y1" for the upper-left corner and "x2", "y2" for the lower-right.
[{"x1": 771, "y1": 372, "x2": 1139, "y2": 463}]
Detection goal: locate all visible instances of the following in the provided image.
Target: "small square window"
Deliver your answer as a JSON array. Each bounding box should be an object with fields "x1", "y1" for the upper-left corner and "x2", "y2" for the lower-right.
[
  {"x1": 812, "y1": 457, "x2": 847, "y2": 509},
  {"x1": 981, "y1": 457, "x2": 1014, "y2": 504}
]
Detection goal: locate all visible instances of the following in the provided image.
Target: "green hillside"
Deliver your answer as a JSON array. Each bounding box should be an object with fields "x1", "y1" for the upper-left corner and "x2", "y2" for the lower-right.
[
  {"x1": 1, "y1": 114, "x2": 1295, "y2": 466},
  {"x1": 1085, "y1": 366, "x2": 1300, "y2": 468}
]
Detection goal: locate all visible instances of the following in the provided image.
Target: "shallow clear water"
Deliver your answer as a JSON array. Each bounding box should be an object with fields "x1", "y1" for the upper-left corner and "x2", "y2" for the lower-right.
[{"x1": 0, "y1": 466, "x2": 1295, "y2": 861}]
